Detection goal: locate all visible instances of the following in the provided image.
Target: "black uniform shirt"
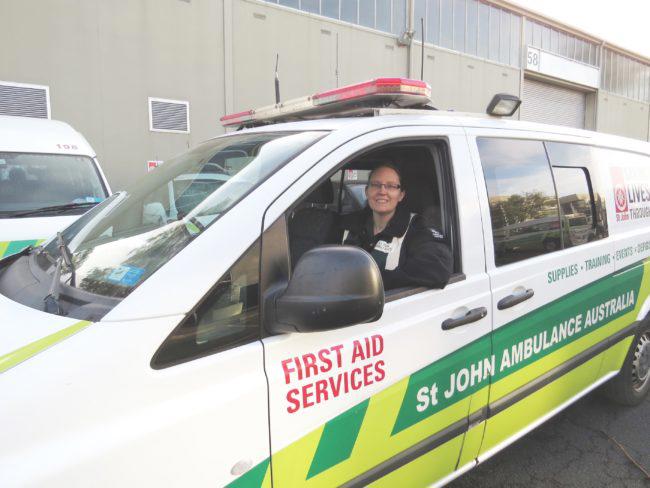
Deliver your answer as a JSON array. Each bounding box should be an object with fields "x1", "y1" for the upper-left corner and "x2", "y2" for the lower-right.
[{"x1": 341, "y1": 205, "x2": 452, "y2": 290}]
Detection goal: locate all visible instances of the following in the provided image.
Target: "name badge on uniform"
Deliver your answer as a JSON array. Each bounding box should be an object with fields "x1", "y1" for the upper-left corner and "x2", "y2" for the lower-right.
[{"x1": 374, "y1": 240, "x2": 393, "y2": 254}]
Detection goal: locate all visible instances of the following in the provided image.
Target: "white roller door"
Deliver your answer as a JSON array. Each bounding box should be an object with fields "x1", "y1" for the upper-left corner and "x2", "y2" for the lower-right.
[{"x1": 521, "y1": 78, "x2": 586, "y2": 129}]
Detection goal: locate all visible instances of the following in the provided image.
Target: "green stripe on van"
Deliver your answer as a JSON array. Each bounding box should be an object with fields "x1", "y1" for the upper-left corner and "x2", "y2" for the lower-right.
[
  {"x1": 307, "y1": 399, "x2": 369, "y2": 479},
  {"x1": 392, "y1": 260, "x2": 644, "y2": 434},
  {"x1": 0, "y1": 321, "x2": 91, "y2": 374},
  {"x1": 226, "y1": 458, "x2": 270, "y2": 488},
  {"x1": 0, "y1": 239, "x2": 43, "y2": 258}
]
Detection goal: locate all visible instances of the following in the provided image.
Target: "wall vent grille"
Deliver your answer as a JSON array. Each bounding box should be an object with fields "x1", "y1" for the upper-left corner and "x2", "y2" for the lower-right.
[
  {"x1": 0, "y1": 82, "x2": 50, "y2": 119},
  {"x1": 149, "y1": 98, "x2": 190, "y2": 133}
]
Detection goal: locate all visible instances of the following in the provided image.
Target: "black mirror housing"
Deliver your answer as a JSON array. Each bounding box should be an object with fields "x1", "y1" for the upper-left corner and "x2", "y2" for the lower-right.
[{"x1": 269, "y1": 245, "x2": 384, "y2": 333}]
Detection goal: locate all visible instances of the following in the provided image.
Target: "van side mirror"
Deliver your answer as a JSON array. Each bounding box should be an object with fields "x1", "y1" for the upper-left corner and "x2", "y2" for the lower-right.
[{"x1": 267, "y1": 245, "x2": 384, "y2": 334}]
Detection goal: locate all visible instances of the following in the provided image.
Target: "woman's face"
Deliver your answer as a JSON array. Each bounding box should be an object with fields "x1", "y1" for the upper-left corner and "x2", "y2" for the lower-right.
[{"x1": 366, "y1": 166, "x2": 405, "y2": 216}]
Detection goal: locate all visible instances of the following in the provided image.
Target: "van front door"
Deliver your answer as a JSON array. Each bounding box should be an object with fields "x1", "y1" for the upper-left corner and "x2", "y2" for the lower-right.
[{"x1": 260, "y1": 126, "x2": 492, "y2": 487}]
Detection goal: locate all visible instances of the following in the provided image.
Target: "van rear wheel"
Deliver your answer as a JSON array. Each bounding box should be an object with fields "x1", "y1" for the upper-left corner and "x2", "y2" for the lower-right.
[{"x1": 603, "y1": 322, "x2": 650, "y2": 406}]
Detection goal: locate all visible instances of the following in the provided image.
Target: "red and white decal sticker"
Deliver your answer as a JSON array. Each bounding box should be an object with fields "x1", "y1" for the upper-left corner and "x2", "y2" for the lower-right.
[
  {"x1": 281, "y1": 334, "x2": 386, "y2": 413},
  {"x1": 611, "y1": 167, "x2": 650, "y2": 223}
]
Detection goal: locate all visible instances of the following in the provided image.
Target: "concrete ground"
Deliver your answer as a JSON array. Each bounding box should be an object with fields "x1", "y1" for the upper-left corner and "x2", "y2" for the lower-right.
[{"x1": 449, "y1": 391, "x2": 650, "y2": 488}]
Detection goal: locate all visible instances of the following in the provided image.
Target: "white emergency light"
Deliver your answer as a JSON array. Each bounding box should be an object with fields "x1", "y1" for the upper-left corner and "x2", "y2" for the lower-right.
[
  {"x1": 486, "y1": 93, "x2": 521, "y2": 117},
  {"x1": 220, "y1": 78, "x2": 432, "y2": 128}
]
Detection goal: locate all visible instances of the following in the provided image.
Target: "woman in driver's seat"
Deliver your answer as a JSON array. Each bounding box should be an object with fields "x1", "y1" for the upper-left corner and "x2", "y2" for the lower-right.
[{"x1": 340, "y1": 164, "x2": 452, "y2": 290}]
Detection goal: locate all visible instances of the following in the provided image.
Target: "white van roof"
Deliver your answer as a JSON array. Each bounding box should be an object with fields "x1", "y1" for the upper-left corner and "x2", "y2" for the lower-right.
[
  {"x1": 237, "y1": 111, "x2": 650, "y2": 157},
  {"x1": 0, "y1": 115, "x2": 96, "y2": 157}
]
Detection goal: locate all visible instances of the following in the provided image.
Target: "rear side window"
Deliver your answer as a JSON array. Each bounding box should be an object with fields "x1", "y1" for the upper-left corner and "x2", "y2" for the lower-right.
[
  {"x1": 553, "y1": 167, "x2": 604, "y2": 247},
  {"x1": 546, "y1": 142, "x2": 608, "y2": 241},
  {"x1": 477, "y1": 138, "x2": 561, "y2": 266}
]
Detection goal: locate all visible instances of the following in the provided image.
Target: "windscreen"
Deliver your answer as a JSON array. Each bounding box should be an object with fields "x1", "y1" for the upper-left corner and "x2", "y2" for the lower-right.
[
  {"x1": 0, "y1": 153, "x2": 107, "y2": 216},
  {"x1": 36, "y1": 131, "x2": 324, "y2": 300}
]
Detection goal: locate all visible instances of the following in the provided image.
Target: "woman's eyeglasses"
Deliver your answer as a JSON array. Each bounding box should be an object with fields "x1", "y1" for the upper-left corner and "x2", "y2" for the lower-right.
[{"x1": 367, "y1": 182, "x2": 402, "y2": 191}]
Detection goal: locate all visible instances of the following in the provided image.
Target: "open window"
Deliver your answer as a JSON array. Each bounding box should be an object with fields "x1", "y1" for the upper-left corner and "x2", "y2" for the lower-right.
[{"x1": 286, "y1": 139, "x2": 459, "y2": 301}]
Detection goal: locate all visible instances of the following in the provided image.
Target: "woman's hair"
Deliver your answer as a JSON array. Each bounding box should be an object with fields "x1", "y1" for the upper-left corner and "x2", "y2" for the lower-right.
[{"x1": 368, "y1": 163, "x2": 403, "y2": 189}]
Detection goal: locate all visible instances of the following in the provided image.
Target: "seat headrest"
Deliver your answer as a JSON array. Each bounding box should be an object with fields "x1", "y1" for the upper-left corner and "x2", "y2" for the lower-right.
[{"x1": 305, "y1": 179, "x2": 334, "y2": 204}]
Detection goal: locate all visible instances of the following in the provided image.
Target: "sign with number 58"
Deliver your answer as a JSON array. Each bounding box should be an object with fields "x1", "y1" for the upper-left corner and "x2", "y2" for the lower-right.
[{"x1": 526, "y1": 46, "x2": 541, "y2": 71}]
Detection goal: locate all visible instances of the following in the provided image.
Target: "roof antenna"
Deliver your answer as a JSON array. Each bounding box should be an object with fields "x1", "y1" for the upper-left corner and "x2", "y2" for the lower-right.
[
  {"x1": 420, "y1": 17, "x2": 425, "y2": 81},
  {"x1": 274, "y1": 54, "x2": 281, "y2": 104},
  {"x1": 335, "y1": 33, "x2": 340, "y2": 88}
]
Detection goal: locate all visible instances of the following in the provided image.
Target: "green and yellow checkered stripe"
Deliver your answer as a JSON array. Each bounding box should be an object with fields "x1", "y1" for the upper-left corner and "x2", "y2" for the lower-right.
[
  {"x1": 0, "y1": 239, "x2": 44, "y2": 259},
  {"x1": 230, "y1": 258, "x2": 650, "y2": 488}
]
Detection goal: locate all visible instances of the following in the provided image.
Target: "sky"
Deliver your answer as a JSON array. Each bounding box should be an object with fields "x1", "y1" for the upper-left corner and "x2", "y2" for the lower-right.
[{"x1": 509, "y1": 0, "x2": 650, "y2": 59}]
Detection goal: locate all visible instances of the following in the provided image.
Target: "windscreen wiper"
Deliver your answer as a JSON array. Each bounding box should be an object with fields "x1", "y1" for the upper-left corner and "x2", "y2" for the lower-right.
[
  {"x1": 43, "y1": 232, "x2": 76, "y2": 315},
  {"x1": 7, "y1": 202, "x2": 99, "y2": 218}
]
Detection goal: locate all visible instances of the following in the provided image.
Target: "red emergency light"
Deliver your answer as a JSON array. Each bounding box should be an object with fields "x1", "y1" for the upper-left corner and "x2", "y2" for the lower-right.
[
  {"x1": 219, "y1": 77, "x2": 432, "y2": 128},
  {"x1": 219, "y1": 109, "x2": 254, "y2": 127},
  {"x1": 312, "y1": 78, "x2": 430, "y2": 106}
]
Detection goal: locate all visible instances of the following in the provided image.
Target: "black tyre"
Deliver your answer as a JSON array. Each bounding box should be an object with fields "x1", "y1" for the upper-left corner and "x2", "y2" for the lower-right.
[{"x1": 603, "y1": 321, "x2": 650, "y2": 406}]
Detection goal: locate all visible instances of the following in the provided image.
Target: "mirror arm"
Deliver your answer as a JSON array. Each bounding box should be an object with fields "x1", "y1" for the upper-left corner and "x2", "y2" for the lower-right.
[{"x1": 262, "y1": 281, "x2": 294, "y2": 335}]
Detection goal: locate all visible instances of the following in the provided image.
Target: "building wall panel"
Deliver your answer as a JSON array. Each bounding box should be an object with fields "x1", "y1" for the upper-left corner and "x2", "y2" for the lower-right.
[
  {"x1": 597, "y1": 92, "x2": 650, "y2": 141},
  {"x1": 231, "y1": 1, "x2": 408, "y2": 113},
  {"x1": 0, "y1": 0, "x2": 224, "y2": 190},
  {"x1": 417, "y1": 45, "x2": 520, "y2": 114}
]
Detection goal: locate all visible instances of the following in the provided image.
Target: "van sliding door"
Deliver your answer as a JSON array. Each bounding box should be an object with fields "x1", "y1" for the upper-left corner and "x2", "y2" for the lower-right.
[{"x1": 469, "y1": 133, "x2": 622, "y2": 460}]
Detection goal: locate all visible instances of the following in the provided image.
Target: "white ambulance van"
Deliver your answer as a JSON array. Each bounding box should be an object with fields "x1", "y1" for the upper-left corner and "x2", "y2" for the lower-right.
[
  {"x1": 0, "y1": 79, "x2": 648, "y2": 487},
  {"x1": 0, "y1": 115, "x2": 111, "y2": 258}
]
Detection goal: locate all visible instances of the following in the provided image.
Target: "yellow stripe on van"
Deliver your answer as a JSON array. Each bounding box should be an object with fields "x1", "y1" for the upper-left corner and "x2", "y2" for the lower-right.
[{"x1": 0, "y1": 321, "x2": 91, "y2": 374}]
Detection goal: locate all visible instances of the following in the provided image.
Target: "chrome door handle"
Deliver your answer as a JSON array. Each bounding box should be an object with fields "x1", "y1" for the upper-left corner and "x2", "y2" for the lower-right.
[
  {"x1": 497, "y1": 288, "x2": 534, "y2": 310},
  {"x1": 442, "y1": 307, "x2": 488, "y2": 331}
]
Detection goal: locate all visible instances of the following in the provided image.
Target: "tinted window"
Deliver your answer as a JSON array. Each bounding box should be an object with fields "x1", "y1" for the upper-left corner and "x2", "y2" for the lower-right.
[
  {"x1": 359, "y1": 0, "x2": 375, "y2": 27},
  {"x1": 428, "y1": 0, "x2": 441, "y2": 45},
  {"x1": 392, "y1": 0, "x2": 407, "y2": 34},
  {"x1": 453, "y1": 0, "x2": 465, "y2": 51},
  {"x1": 553, "y1": 167, "x2": 601, "y2": 247},
  {"x1": 300, "y1": 0, "x2": 319, "y2": 13},
  {"x1": 377, "y1": 0, "x2": 391, "y2": 31},
  {"x1": 440, "y1": 0, "x2": 453, "y2": 47},
  {"x1": 478, "y1": 138, "x2": 561, "y2": 266},
  {"x1": 152, "y1": 240, "x2": 260, "y2": 368},
  {"x1": 322, "y1": 0, "x2": 339, "y2": 18},
  {"x1": 341, "y1": 0, "x2": 358, "y2": 23},
  {"x1": 546, "y1": 142, "x2": 608, "y2": 239}
]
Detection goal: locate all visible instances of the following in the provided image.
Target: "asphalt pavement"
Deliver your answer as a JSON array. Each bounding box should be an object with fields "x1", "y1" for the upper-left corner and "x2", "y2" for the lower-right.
[{"x1": 449, "y1": 391, "x2": 650, "y2": 488}]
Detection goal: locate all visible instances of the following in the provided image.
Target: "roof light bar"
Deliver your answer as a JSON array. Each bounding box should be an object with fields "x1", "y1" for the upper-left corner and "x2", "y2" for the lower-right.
[
  {"x1": 220, "y1": 77, "x2": 432, "y2": 128},
  {"x1": 219, "y1": 110, "x2": 254, "y2": 126},
  {"x1": 312, "y1": 78, "x2": 431, "y2": 106}
]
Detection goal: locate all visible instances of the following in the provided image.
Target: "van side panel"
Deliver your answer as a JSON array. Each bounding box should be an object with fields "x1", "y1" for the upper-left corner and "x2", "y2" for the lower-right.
[
  {"x1": 596, "y1": 147, "x2": 650, "y2": 378},
  {"x1": 466, "y1": 131, "x2": 650, "y2": 466},
  {"x1": 257, "y1": 380, "x2": 473, "y2": 488},
  {"x1": 231, "y1": 255, "x2": 649, "y2": 487},
  {"x1": 480, "y1": 353, "x2": 607, "y2": 455},
  {"x1": 366, "y1": 436, "x2": 465, "y2": 488}
]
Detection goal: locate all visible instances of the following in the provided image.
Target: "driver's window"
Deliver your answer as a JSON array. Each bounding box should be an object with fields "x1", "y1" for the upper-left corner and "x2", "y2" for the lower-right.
[
  {"x1": 287, "y1": 140, "x2": 456, "y2": 296},
  {"x1": 152, "y1": 240, "x2": 260, "y2": 368}
]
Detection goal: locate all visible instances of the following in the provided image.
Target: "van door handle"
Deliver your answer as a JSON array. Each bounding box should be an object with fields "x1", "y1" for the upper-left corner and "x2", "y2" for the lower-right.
[
  {"x1": 497, "y1": 289, "x2": 535, "y2": 310},
  {"x1": 442, "y1": 307, "x2": 488, "y2": 330}
]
